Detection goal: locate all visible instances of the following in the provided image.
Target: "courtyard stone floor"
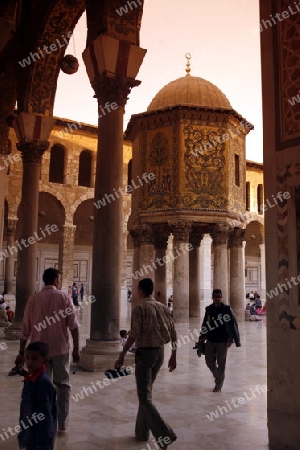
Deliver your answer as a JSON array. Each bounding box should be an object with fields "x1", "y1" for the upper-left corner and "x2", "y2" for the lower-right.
[{"x1": 0, "y1": 293, "x2": 269, "y2": 450}]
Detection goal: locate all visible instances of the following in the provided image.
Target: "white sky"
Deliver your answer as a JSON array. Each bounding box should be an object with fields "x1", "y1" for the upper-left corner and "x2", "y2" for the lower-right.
[{"x1": 54, "y1": 0, "x2": 262, "y2": 162}]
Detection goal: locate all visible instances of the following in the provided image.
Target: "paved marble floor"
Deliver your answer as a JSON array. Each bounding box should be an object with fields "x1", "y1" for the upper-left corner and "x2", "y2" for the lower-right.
[{"x1": 0, "y1": 295, "x2": 269, "y2": 450}]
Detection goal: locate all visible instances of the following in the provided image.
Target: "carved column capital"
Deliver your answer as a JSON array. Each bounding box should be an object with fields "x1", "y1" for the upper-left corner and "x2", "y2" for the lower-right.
[
  {"x1": 212, "y1": 224, "x2": 231, "y2": 246},
  {"x1": 17, "y1": 140, "x2": 49, "y2": 164},
  {"x1": 138, "y1": 223, "x2": 154, "y2": 245},
  {"x1": 129, "y1": 228, "x2": 140, "y2": 248},
  {"x1": 92, "y1": 73, "x2": 141, "y2": 109},
  {"x1": 153, "y1": 225, "x2": 169, "y2": 250},
  {"x1": 229, "y1": 228, "x2": 246, "y2": 248},
  {"x1": 169, "y1": 220, "x2": 192, "y2": 242},
  {"x1": 7, "y1": 218, "x2": 18, "y2": 234},
  {"x1": 189, "y1": 230, "x2": 203, "y2": 247}
]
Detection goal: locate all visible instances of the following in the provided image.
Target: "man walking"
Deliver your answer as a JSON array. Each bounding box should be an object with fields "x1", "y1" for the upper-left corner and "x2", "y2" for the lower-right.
[
  {"x1": 15, "y1": 268, "x2": 80, "y2": 431},
  {"x1": 115, "y1": 278, "x2": 177, "y2": 450},
  {"x1": 198, "y1": 289, "x2": 241, "y2": 392}
]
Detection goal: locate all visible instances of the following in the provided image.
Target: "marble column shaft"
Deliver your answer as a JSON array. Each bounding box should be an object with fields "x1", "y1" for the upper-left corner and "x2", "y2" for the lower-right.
[
  {"x1": 58, "y1": 224, "x2": 76, "y2": 292},
  {"x1": 4, "y1": 218, "x2": 18, "y2": 294},
  {"x1": 229, "y1": 228, "x2": 246, "y2": 321},
  {"x1": 128, "y1": 229, "x2": 141, "y2": 307},
  {"x1": 153, "y1": 227, "x2": 169, "y2": 306},
  {"x1": 138, "y1": 223, "x2": 154, "y2": 283},
  {"x1": 189, "y1": 231, "x2": 202, "y2": 318},
  {"x1": 212, "y1": 226, "x2": 230, "y2": 304},
  {"x1": 170, "y1": 221, "x2": 192, "y2": 322},
  {"x1": 15, "y1": 141, "x2": 49, "y2": 321}
]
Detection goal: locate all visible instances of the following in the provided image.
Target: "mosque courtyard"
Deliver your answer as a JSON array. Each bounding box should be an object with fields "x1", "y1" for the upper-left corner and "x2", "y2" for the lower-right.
[{"x1": 0, "y1": 291, "x2": 269, "y2": 450}]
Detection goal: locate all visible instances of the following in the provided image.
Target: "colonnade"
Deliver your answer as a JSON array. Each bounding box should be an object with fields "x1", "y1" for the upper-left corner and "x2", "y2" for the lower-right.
[{"x1": 129, "y1": 223, "x2": 246, "y2": 322}]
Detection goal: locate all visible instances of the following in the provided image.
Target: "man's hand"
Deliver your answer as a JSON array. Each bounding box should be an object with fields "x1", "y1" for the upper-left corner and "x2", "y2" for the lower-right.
[
  {"x1": 115, "y1": 353, "x2": 124, "y2": 369},
  {"x1": 72, "y1": 349, "x2": 80, "y2": 362},
  {"x1": 227, "y1": 340, "x2": 232, "y2": 348},
  {"x1": 168, "y1": 353, "x2": 176, "y2": 372},
  {"x1": 15, "y1": 354, "x2": 25, "y2": 367}
]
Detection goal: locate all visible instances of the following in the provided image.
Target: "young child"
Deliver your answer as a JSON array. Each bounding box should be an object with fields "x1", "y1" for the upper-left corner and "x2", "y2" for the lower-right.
[
  {"x1": 120, "y1": 330, "x2": 136, "y2": 353},
  {"x1": 18, "y1": 341, "x2": 57, "y2": 450},
  {"x1": 5, "y1": 305, "x2": 14, "y2": 322}
]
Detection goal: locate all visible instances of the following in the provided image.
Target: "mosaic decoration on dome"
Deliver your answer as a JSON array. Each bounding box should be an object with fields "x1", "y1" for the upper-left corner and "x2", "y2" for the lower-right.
[
  {"x1": 183, "y1": 123, "x2": 227, "y2": 209},
  {"x1": 278, "y1": 0, "x2": 300, "y2": 143}
]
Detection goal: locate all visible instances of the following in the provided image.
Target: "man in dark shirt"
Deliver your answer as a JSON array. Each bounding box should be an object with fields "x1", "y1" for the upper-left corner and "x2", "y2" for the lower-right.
[{"x1": 199, "y1": 289, "x2": 241, "y2": 392}]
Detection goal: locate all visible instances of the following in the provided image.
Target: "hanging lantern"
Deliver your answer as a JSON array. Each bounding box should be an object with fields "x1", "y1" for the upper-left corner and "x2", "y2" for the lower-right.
[{"x1": 60, "y1": 54, "x2": 79, "y2": 74}]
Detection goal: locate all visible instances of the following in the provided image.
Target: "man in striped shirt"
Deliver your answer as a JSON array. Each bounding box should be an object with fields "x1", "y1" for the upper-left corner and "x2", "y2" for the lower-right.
[
  {"x1": 15, "y1": 268, "x2": 80, "y2": 431},
  {"x1": 115, "y1": 278, "x2": 177, "y2": 450}
]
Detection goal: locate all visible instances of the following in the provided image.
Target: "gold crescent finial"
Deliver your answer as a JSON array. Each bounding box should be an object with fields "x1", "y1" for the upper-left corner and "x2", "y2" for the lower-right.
[{"x1": 185, "y1": 53, "x2": 191, "y2": 76}]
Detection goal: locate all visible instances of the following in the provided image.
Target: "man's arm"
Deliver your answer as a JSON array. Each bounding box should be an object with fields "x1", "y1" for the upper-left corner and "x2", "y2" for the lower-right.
[
  {"x1": 15, "y1": 338, "x2": 27, "y2": 366},
  {"x1": 70, "y1": 327, "x2": 80, "y2": 362},
  {"x1": 15, "y1": 299, "x2": 32, "y2": 366},
  {"x1": 115, "y1": 335, "x2": 136, "y2": 368}
]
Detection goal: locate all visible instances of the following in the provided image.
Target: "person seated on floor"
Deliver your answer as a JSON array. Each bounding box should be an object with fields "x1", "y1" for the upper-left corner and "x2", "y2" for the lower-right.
[
  {"x1": 245, "y1": 303, "x2": 251, "y2": 321},
  {"x1": 249, "y1": 304, "x2": 262, "y2": 321},
  {"x1": 5, "y1": 305, "x2": 14, "y2": 322},
  {"x1": 253, "y1": 296, "x2": 262, "y2": 308},
  {"x1": 256, "y1": 303, "x2": 266, "y2": 315},
  {"x1": 0, "y1": 307, "x2": 8, "y2": 324}
]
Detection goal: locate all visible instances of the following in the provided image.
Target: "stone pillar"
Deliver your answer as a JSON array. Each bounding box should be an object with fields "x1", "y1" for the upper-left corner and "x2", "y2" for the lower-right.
[
  {"x1": 259, "y1": 243, "x2": 266, "y2": 301},
  {"x1": 15, "y1": 142, "x2": 49, "y2": 316},
  {"x1": 170, "y1": 221, "x2": 192, "y2": 322},
  {"x1": 4, "y1": 218, "x2": 18, "y2": 294},
  {"x1": 128, "y1": 228, "x2": 140, "y2": 307},
  {"x1": 153, "y1": 225, "x2": 169, "y2": 306},
  {"x1": 138, "y1": 223, "x2": 154, "y2": 283},
  {"x1": 189, "y1": 231, "x2": 202, "y2": 318},
  {"x1": 199, "y1": 234, "x2": 212, "y2": 307},
  {"x1": 5, "y1": 113, "x2": 54, "y2": 340},
  {"x1": 0, "y1": 155, "x2": 9, "y2": 253},
  {"x1": 229, "y1": 228, "x2": 246, "y2": 321},
  {"x1": 58, "y1": 224, "x2": 76, "y2": 292},
  {"x1": 80, "y1": 36, "x2": 146, "y2": 370},
  {"x1": 212, "y1": 225, "x2": 230, "y2": 304}
]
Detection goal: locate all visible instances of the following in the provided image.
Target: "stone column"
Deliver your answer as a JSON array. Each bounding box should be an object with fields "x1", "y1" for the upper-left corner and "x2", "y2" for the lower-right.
[
  {"x1": 128, "y1": 228, "x2": 140, "y2": 307},
  {"x1": 4, "y1": 218, "x2": 18, "y2": 294},
  {"x1": 81, "y1": 36, "x2": 146, "y2": 370},
  {"x1": 15, "y1": 142, "x2": 49, "y2": 315},
  {"x1": 189, "y1": 231, "x2": 202, "y2": 318},
  {"x1": 138, "y1": 223, "x2": 154, "y2": 283},
  {"x1": 229, "y1": 228, "x2": 246, "y2": 320},
  {"x1": 153, "y1": 225, "x2": 169, "y2": 306},
  {"x1": 58, "y1": 224, "x2": 76, "y2": 292},
  {"x1": 212, "y1": 225, "x2": 230, "y2": 304},
  {"x1": 199, "y1": 234, "x2": 212, "y2": 307},
  {"x1": 0, "y1": 155, "x2": 9, "y2": 253},
  {"x1": 259, "y1": 243, "x2": 266, "y2": 301},
  {"x1": 170, "y1": 221, "x2": 192, "y2": 322},
  {"x1": 5, "y1": 113, "x2": 54, "y2": 340}
]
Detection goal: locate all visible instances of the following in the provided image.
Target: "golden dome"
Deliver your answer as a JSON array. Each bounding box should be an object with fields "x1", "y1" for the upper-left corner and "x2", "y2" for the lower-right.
[{"x1": 147, "y1": 75, "x2": 232, "y2": 112}]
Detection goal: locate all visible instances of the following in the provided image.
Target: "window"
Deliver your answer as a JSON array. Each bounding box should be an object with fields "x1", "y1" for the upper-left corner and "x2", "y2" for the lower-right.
[
  {"x1": 78, "y1": 150, "x2": 92, "y2": 187},
  {"x1": 49, "y1": 144, "x2": 65, "y2": 183},
  {"x1": 257, "y1": 184, "x2": 263, "y2": 214},
  {"x1": 234, "y1": 154, "x2": 240, "y2": 186},
  {"x1": 246, "y1": 182, "x2": 250, "y2": 211}
]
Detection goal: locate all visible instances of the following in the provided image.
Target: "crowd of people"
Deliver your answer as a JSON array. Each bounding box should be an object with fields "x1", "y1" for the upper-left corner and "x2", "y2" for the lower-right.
[{"x1": 2, "y1": 273, "x2": 248, "y2": 449}]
